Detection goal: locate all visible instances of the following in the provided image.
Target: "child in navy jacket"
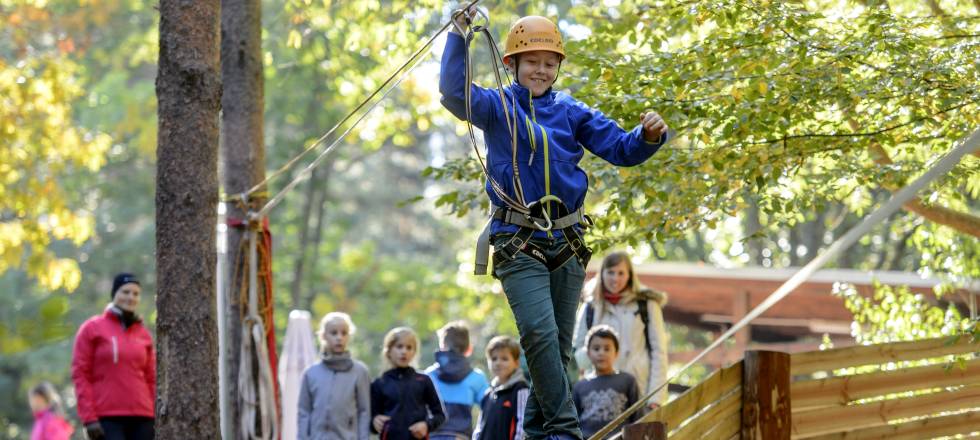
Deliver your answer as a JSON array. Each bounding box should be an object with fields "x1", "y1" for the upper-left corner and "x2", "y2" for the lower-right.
[{"x1": 371, "y1": 327, "x2": 446, "y2": 440}]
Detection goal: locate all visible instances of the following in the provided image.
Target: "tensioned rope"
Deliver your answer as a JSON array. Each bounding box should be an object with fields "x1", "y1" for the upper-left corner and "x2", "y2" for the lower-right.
[
  {"x1": 225, "y1": 0, "x2": 484, "y2": 207},
  {"x1": 253, "y1": 40, "x2": 434, "y2": 219},
  {"x1": 587, "y1": 126, "x2": 980, "y2": 440}
]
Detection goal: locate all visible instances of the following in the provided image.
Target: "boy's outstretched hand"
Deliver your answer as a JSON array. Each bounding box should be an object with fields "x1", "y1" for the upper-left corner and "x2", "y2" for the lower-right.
[{"x1": 641, "y1": 111, "x2": 668, "y2": 143}]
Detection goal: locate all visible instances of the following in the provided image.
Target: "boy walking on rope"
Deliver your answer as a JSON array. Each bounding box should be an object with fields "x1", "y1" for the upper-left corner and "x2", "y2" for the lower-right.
[{"x1": 440, "y1": 8, "x2": 670, "y2": 440}]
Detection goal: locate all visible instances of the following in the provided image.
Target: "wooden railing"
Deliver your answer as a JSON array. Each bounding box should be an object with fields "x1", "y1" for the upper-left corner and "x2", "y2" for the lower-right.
[
  {"x1": 628, "y1": 335, "x2": 979, "y2": 440},
  {"x1": 789, "y1": 336, "x2": 980, "y2": 439}
]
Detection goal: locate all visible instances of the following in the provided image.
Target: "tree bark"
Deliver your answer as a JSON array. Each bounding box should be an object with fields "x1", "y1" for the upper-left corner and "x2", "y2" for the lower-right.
[
  {"x1": 220, "y1": 0, "x2": 264, "y2": 436},
  {"x1": 155, "y1": 0, "x2": 222, "y2": 438}
]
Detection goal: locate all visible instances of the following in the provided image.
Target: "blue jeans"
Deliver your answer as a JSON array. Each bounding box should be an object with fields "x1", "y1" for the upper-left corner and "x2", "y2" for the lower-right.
[{"x1": 493, "y1": 235, "x2": 585, "y2": 440}]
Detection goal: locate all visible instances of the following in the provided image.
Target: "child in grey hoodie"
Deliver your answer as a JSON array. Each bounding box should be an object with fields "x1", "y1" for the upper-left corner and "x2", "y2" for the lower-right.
[{"x1": 298, "y1": 312, "x2": 371, "y2": 440}]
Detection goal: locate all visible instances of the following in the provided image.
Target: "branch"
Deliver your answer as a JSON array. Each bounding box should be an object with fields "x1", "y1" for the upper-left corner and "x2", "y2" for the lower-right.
[
  {"x1": 903, "y1": 199, "x2": 980, "y2": 238},
  {"x1": 869, "y1": 143, "x2": 980, "y2": 238},
  {"x1": 749, "y1": 99, "x2": 978, "y2": 144}
]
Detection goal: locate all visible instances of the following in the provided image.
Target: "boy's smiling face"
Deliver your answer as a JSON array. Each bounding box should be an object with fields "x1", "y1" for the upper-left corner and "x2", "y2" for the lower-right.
[{"x1": 508, "y1": 50, "x2": 561, "y2": 98}]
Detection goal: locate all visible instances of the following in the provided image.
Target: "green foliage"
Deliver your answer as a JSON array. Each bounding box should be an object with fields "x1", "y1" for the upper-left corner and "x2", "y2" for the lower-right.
[
  {"x1": 836, "y1": 281, "x2": 967, "y2": 344},
  {"x1": 1, "y1": 0, "x2": 977, "y2": 436}
]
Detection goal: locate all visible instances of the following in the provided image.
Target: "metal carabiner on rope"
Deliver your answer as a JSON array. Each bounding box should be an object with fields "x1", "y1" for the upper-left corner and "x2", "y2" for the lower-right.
[
  {"x1": 530, "y1": 210, "x2": 553, "y2": 232},
  {"x1": 451, "y1": 6, "x2": 489, "y2": 36},
  {"x1": 526, "y1": 195, "x2": 562, "y2": 232}
]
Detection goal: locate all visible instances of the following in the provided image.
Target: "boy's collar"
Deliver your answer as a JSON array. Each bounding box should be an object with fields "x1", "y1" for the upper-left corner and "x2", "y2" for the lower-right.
[
  {"x1": 492, "y1": 368, "x2": 526, "y2": 390},
  {"x1": 510, "y1": 80, "x2": 555, "y2": 104},
  {"x1": 588, "y1": 368, "x2": 619, "y2": 378}
]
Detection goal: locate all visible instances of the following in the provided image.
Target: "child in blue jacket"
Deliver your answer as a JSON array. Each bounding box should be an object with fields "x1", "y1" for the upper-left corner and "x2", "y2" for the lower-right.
[
  {"x1": 440, "y1": 10, "x2": 669, "y2": 440},
  {"x1": 424, "y1": 321, "x2": 489, "y2": 440}
]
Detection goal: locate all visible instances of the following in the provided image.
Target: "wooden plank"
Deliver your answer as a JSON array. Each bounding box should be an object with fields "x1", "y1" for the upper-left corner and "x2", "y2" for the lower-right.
[
  {"x1": 669, "y1": 388, "x2": 740, "y2": 440},
  {"x1": 624, "y1": 422, "x2": 667, "y2": 440},
  {"x1": 791, "y1": 336, "x2": 979, "y2": 375},
  {"x1": 792, "y1": 357, "x2": 980, "y2": 410},
  {"x1": 641, "y1": 362, "x2": 743, "y2": 429},
  {"x1": 703, "y1": 411, "x2": 741, "y2": 440},
  {"x1": 799, "y1": 410, "x2": 980, "y2": 440},
  {"x1": 743, "y1": 351, "x2": 791, "y2": 440},
  {"x1": 791, "y1": 385, "x2": 980, "y2": 438}
]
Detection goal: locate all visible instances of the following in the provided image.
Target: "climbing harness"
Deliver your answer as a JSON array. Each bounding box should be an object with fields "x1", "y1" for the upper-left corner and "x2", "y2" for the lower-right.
[{"x1": 453, "y1": 10, "x2": 594, "y2": 275}]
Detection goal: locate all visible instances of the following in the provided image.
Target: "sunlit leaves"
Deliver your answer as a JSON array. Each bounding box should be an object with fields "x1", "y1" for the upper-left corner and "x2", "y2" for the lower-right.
[
  {"x1": 0, "y1": 54, "x2": 109, "y2": 290},
  {"x1": 835, "y1": 281, "x2": 966, "y2": 344}
]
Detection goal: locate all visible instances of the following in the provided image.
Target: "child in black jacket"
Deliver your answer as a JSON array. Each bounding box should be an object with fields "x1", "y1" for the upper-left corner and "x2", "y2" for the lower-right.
[{"x1": 371, "y1": 327, "x2": 446, "y2": 440}]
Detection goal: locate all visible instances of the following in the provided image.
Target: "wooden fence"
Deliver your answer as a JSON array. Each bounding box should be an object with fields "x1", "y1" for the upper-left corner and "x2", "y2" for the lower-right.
[{"x1": 627, "y1": 336, "x2": 979, "y2": 440}]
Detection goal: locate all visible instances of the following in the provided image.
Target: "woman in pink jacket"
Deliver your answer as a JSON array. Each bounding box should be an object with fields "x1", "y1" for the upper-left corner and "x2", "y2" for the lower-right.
[
  {"x1": 71, "y1": 273, "x2": 155, "y2": 440},
  {"x1": 28, "y1": 382, "x2": 73, "y2": 440}
]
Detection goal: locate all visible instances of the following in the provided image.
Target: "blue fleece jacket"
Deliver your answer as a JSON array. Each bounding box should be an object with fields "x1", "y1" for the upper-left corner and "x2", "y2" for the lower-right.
[
  {"x1": 439, "y1": 32, "x2": 668, "y2": 237},
  {"x1": 425, "y1": 351, "x2": 490, "y2": 438}
]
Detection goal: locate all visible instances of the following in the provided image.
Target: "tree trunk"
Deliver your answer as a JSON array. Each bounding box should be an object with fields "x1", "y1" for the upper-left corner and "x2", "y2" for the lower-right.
[
  {"x1": 744, "y1": 196, "x2": 764, "y2": 265},
  {"x1": 302, "y1": 170, "x2": 330, "y2": 310},
  {"x1": 789, "y1": 226, "x2": 801, "y2": 267},
  {"x1": 220, "y1": 0, "x2": 264, "y2": 436},
  {"x1": 290, "y1": 167, "x2": 319, "y2": 308},
  {"x1": 155, "y1": 0, "x2": 222, "y2": 438}
]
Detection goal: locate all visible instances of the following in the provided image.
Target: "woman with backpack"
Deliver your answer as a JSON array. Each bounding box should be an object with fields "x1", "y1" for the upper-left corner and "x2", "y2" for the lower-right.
[{"x1": 571, "y1": 251, "x2": 669, "y2": 407}]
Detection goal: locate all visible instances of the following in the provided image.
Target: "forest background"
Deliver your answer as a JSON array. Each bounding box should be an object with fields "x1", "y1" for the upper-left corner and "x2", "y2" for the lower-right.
[{"x1": 1, "y1": 0, "x2": 977, "y2": 437}]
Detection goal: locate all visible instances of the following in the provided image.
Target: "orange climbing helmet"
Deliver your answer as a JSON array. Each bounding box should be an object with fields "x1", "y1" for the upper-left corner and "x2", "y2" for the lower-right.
[{"x1": 503, "y1": 16, "x2": 565, "y2": 62}]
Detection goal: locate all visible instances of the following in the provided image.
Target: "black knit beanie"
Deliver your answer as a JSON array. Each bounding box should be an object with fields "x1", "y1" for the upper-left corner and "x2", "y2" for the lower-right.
[{"x1": 111, "y1": 273, "x2": 140, "y2": 300}]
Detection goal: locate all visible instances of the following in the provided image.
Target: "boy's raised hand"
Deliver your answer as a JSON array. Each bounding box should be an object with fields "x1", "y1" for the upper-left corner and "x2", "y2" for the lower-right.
[
  {"x1": 640, "y1": 111, "x2": 668, "y2": 143},
  {"x1": 408, "y1": 421, "x2": 429, "y2": 439}
]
